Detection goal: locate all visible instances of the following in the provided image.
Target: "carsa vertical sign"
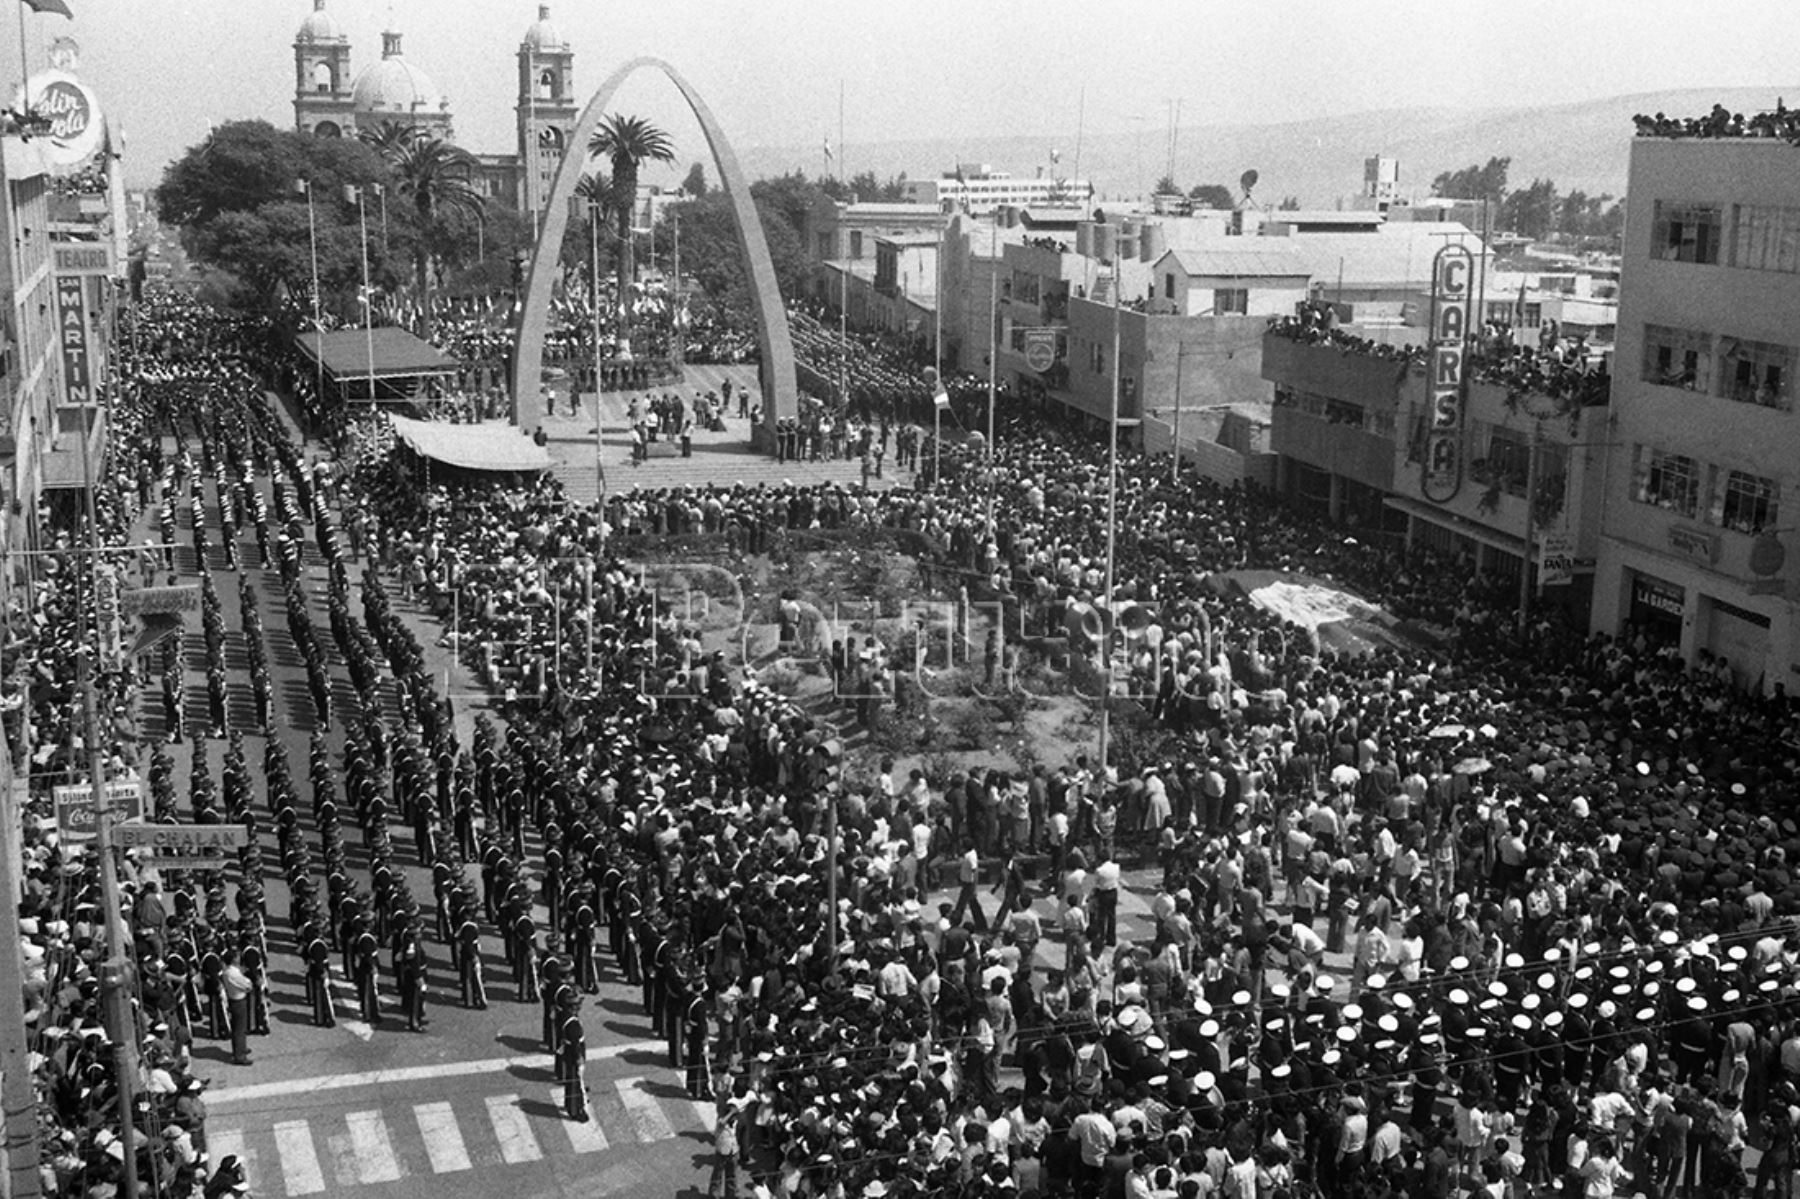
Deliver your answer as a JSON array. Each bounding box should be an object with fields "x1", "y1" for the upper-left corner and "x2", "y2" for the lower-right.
[
  {"x1": 1421, "y1": 244, "x2": 1473, "y2": 503},
  {"x1": 55, "y1": 272, "x2": 94, "y2": 407}
]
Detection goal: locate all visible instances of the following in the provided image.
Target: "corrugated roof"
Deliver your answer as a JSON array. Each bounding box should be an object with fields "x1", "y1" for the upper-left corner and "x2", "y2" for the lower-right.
[
  {"x1": 1277, "y1": 224, "x2": 1487, "y2": 289},
  {"x1": 1160, "y1": 244, "x2": 1308, "y2": 278}
]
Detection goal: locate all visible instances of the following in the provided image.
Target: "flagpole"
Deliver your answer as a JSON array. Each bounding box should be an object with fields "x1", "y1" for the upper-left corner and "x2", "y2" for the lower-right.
[
  {"x1": 356, "y1": 187, "x2": 376, "y2": 413},
  {"x1": 15, "y1": 1, "x2": 30, "y2": 115}
]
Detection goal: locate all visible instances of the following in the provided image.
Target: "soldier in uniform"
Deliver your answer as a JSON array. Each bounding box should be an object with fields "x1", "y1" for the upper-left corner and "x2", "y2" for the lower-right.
[
  {"x1": 200, "y1": 942, "x2": 227, "y2": 1041},
  {"x1": 240, "y1": 940, "x2": 271, "y2": 1037},
  {"x1": 571, "y1": 897, "x2": 599, "y2": 993},
  {"x1": 542, "y1": 955, "x2": 572, "y2": 1054},
  {"x1": 560, "y1": 999, "x2": 588, "y2": 1121},
  {"x1": 514, "y1": 912, "x2": 540, "y2": 1004},
  {"x1": 683, "y1": 986, "x2": 711, "y2": 1099},
  {"x1": 457, "y1": 909, "x2": 486, "y2": 1009},
  {"x1": 304, "y1": 924, "x2": 335, "y2": 1028},
  {"x1": 395, "y1": 924, "x2": 427, "y2": 1033},
  {"x1": 354, "y1": 926, "x2": 381, "y2": 1023}
]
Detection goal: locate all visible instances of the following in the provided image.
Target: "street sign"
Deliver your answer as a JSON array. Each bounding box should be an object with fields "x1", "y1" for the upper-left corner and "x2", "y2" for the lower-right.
[
  {"x1": 112, "y1": 823, "x2": 249, "y2": 852},
  {"x1": 1539, "y1": 533, "x2": 1574, "y2": 587},
  {"x1": 143, "y1": 854, "x2": 234, "y2": 872},
  {"x1": 121, "y1": 585, "x2": 201, "y2": 616},
  {"x1": 1022, "y1": 328, "x2": 1057, "y2": 373},
  {"x1": 52, "y1": 780, "x2": 144, "y2": 842}
]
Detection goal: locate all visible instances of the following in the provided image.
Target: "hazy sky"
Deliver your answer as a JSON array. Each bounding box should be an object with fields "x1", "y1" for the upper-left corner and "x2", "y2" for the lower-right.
[{"x1": 31, "y1": 0, "x2": 1800, "y2": 188}]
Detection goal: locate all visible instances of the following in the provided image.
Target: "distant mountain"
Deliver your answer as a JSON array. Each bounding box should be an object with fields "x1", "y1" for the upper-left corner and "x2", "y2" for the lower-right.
[{"x1": 737, "y1": 86, "x2": 1795, "y2": 209}]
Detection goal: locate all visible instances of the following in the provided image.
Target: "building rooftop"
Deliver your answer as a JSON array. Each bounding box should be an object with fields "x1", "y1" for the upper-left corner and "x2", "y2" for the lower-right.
[{"x1": 1159, "y1": 244, "x2": 1308, "y2": 278}]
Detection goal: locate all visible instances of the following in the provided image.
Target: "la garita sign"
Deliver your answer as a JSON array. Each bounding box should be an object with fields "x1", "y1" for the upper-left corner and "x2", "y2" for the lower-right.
[{"x1": 16, "y1": 69, "x2": 103, "y2": 168}]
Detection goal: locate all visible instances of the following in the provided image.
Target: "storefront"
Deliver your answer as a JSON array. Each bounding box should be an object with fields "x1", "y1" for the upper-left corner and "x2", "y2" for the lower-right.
[
  {"x1": 1628, "y1": 572, "x2": 1685, "y2": 645},
  {"x1": 1703, "y1": 596, "x2": 1772, "y2": 692}
]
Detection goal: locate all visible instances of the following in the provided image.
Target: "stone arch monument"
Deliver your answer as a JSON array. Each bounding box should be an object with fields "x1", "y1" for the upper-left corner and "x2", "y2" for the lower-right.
[{"x1": 510, "y1": 56, "x2": 796, "y2": 448}]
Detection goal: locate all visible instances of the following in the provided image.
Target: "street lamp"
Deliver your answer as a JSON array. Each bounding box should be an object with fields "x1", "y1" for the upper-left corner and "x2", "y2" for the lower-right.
[
  {"x1": 345, "y1": 184, "x2": 377, "y2": 413},
  {"x1": 1096, "y1": 251, "x2": 1122, "y2": 774},
  {"x1": 295, "y1": 179, "x2": 324, "y2": 425}
]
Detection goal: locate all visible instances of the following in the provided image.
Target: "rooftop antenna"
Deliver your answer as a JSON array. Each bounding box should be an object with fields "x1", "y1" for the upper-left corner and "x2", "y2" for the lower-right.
[{"x1": 1072, "y1": 85, "x2": 1085, "y2": 207}]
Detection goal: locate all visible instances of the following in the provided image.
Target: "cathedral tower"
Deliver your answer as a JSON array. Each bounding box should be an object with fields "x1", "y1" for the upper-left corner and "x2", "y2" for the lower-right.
[
  {"x1": 293, "y1": 0, "x2": 354, "y2": 137},
  {"x1": 516, "y1": 6, "x2": 578, "y2": 219}
]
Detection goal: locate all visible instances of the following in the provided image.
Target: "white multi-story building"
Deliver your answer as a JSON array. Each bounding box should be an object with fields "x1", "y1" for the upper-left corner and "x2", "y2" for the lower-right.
[
  {"x1": 1593, "y1": 128, "x2": 1800, "y2": 692},
  {"x1": 904, "y1": 164, "x2": 1092, "y2": 215}
]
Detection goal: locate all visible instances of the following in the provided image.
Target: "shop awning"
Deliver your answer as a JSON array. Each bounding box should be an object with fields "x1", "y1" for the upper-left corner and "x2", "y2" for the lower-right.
[
  {"x1": 297, "y1": 328, "x2": 458, "y2": 380},
  {"x1": 388, "y1": 416, "x2": 553, "y2": 473}
]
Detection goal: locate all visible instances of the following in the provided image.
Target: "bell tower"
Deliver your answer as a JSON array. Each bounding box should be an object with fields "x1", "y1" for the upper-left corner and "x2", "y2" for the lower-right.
[
  {"x1": 516, "y1": 6, "x2": 577, "y2": 218},
  {"x1": 293, "y1": 0, "x2": 354, "y2": 138}
]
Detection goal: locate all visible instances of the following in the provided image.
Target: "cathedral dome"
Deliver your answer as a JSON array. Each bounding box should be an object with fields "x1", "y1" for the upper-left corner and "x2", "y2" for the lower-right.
[
  {"x1": 351, "y1": 29, "x2": 446, "y2": 117},
  {"x1": 296, "y1": 0, "x2": 344, "y2": 43},
  {"x1": 521, "y1": 5, "x2": 566, "y2": 51}
]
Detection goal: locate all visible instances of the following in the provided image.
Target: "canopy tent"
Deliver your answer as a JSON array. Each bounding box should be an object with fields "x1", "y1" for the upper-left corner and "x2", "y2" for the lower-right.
[
  {"x1": 297, "y1": 327, "x2": 458, "y2": 380},
  {"x1": 296, "y1": 327, "x2": 458, "y2": 406},
  {"x1": 388, "y1": 416, "x2": 553, "y2": 473}
]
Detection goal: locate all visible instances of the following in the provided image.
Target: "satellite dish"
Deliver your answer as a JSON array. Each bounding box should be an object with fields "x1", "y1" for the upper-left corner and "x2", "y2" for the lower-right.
[{"x1": 1240, "y1": 169, "x2": 1259, "y2": 196}]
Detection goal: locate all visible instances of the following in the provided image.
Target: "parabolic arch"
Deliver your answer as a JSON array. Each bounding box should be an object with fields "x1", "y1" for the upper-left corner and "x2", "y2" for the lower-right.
[{"x1": 510, "y1": 56, "x2": 797, "y2": 442}]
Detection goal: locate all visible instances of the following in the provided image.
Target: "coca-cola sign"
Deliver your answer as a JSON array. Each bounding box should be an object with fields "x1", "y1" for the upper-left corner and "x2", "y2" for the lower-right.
[{"x1": 16, "y1": 69, "x2": 103, "y2": 168}]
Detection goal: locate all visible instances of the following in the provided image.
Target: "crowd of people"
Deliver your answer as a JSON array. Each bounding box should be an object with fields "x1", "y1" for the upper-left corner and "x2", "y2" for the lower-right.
[
  {"x1": 1633, "y1": 101, "x2": 1800, "y2": 142},
  {"x1": 15, "y1": 278, "x2": 1800, "y2": 1199},
  {"x1": 1268, "y1": 310, "x2": 1612, "y2": 414}
]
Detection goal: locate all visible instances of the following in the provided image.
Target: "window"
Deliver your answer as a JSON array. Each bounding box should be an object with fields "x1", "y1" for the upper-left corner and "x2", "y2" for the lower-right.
[
  {"x1": 1715, "y1": 469, "x2": 1779, "y2": 534},
  {"x1": 1164, "y1": 274, "x2": 1176, "y2": 300},
  {"x1": 1089, "y1": 341, "x2": 1105, "y2": 374},
  {"x1": 1642, "y1": 324, "x2": 1711, "y2": 390},
  {"x1": 1716, "y1": 336, "x2": 1794, "y2": 409},
  {"x1": 1214, "y1": 287, "x2": 1249, "y2": 315},
  {"x1": 1483, "y1": 429, "x2": 1531, "y2": 495},
  {"x1": 1731, "y1": 203, "x2": 1800, "y2": 273},
  {"x1": 1651, "y1": 201, "x2": 1722, "y2": 264},
  {"x1": 1011, "y1": 270, "x2": 1041, "y2": 307},
  {"x1": 849, "y1": 231, "x2": 863, "y2": 258},
  {"x1": 1632, "y1": 446, "x2": 1701, "y2": 517}
]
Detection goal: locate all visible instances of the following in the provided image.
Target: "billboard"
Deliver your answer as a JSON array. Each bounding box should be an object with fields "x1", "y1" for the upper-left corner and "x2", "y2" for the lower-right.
[
  {"x1": 1420, "y1": 244, "x2": 1472, "y2": 502},
  {"x1": 54, "y1": 272, "x2": 94, "y2": 406}
]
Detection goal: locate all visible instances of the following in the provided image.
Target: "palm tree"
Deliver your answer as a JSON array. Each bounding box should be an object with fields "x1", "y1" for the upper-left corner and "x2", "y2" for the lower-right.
[
  {"x1": 389, "y1": 135, "x2": 483, "y2": 338},
  {"x1": 587, "y1": 114, "x2": 674, "y2": 352}
]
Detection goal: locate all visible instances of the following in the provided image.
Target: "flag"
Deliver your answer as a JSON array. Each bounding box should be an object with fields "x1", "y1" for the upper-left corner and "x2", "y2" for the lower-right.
[
  {"x1": 933, "y1": 383, "x2": 949, "y2": 410},
  {"x1": 22, "y1": 0, "x2": 73, "y2": 18},
  {"x1": 344, "y1": 184, "x2": 361, "y2": 206},
  {"x1": 822, "y1": 136, "x2": 833, "y2": 162}
]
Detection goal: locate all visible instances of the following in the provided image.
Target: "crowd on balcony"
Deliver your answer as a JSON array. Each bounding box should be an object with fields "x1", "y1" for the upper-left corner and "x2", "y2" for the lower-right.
[{"x1": 1633, "y1": 101, "x2": 1800, "y2": 142}]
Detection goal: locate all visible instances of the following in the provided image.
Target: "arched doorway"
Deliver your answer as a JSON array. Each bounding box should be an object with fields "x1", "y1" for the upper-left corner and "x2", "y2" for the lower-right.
[{"x1": 509, "y1": 56, "x2": 796, "y2": 448}]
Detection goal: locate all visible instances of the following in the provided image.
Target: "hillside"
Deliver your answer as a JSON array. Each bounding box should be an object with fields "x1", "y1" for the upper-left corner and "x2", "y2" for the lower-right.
[{"x1": 737, "y1": 86, "x2": 1795, "y2": 208}]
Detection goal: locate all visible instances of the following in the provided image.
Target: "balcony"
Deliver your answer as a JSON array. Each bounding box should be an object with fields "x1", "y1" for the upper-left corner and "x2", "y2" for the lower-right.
[
  {"x1": 1271, "y1": 403, "x2": 1395, "y2": 492},
  {"x1": 1261, "y1": 331, "x2": 1416, "y2": 414}
]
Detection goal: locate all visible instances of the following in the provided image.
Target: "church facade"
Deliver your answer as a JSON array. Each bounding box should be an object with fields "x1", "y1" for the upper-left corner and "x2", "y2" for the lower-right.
[{"x1": 291, "y1": 1, "x2": 578, "y2": 214}]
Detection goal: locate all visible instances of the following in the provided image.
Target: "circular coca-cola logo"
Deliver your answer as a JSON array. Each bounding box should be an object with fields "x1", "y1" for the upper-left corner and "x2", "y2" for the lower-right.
[{"x1": 37, "y1": 79, "x2": 88, "y2": 141}]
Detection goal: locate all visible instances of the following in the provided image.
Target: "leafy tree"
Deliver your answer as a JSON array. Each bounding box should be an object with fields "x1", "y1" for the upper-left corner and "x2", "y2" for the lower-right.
[
  {"x1": 1154, "y1": 173, "x2": 1180, "y2": 196},
  {"x1": 819, "y1": 169, "x2": 910, "y2": 203},
  {"x1": 1187, "y1": 183, "x2": 1233, "y2": 209},
  {"x1": 156, "y1": 120, "x2": 395, "y2": 312},
  {"x1": 661, "y1": 185, "x2": 809, "y2": 311},
  {"x1": 1431, "y1": 156, "x2": 1511, "y2": 204},
  {"x1": 1277, "y1": 196, "x2": 1301, "y2": 211},
  {"x1": 681, "y1": 162, "x2": 708, "y2": 197},
  {"x1": 752, "y1": 171, "x2": 824, "y2": 242},
  {"x1": 1501, "y1": 177, "x2": 1559, "y2": 240},
  {"x1": 587, "y1": 113, "x2": 675, "y2": 339}
]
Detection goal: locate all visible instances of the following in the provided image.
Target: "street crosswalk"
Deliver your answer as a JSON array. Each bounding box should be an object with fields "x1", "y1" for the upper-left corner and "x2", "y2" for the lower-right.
[{"x1": 210, "y1": 1076, "x2": 713, "y2": 1195}]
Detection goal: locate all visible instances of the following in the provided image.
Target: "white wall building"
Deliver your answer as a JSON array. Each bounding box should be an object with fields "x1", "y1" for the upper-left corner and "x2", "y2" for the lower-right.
[{"x1": 1592, "y1": 133, "x2": 1800, "y2": 693}]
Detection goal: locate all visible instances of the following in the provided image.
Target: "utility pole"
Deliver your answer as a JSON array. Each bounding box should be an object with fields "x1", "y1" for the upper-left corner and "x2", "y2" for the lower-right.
[
  {"x1": 0, "y1": 84, "x2": 45, "y2": 1199},
  {"x1": 590, "y1": 198, "x2": 604, "y2": 516},
  {"x1": 985, "y1": 262, "x2": 998, "y2": 535},
  {"x1": 1169, "y1": 343, "x2": 1185, "y2": 486},
  {"x1": 1096, "y1": 252, "x2": 1121, "y2": 773},
  {"x1": 1518, "y1": 419, "x2": 1542, "y2": 639},
  {"x1": 73, "y1": 301, "x2": 140, "y2": 1199},
  {"x1": 824, "y1": 790, "x2": 838, "y2": 959}
]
